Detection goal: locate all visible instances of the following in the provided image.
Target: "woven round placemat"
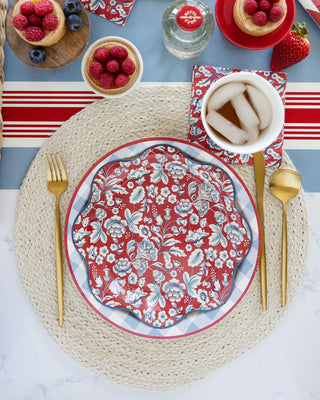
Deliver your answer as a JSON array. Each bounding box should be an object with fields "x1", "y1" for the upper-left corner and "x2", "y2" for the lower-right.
[{"x1": 14, "y1": 85, "x2": 309, "y2": 390}]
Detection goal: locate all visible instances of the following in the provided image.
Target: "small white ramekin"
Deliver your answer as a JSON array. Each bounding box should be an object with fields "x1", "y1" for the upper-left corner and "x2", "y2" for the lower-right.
[{"x1": 81, "y1": 36, "x2": 143, "y2": 98}]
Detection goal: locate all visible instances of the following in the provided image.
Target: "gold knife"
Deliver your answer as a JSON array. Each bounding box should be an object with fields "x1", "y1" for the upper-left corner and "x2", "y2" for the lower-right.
[{"x1": 253, "y1": 151, "x2": 267, "y2": 311}]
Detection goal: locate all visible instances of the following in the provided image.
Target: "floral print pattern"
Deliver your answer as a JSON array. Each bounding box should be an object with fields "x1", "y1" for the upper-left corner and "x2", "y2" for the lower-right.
[
  {"x1": 80, "y1": 0, "x2": 136, "y2": 26},
  {"x1": 72, "y1": 145, "x2": 252, "y2": 327}
]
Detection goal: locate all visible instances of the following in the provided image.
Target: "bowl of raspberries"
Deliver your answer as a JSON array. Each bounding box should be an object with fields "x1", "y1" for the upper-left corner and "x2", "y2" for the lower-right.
[{"x1": 81, "y1": 36, "x2": 143, "y2": 97}]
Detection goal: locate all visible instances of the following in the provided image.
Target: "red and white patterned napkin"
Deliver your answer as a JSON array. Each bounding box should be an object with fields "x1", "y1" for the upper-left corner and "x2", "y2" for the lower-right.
[
  {"x1": 298, "y1": 0, "x2": 320, "y2": 28},
  {"x1": 80, "y1": 0, "x2": 136, "y2": 26},
  {"x1": 188, "y1": 65, "x2": 287, "y2": 167}
]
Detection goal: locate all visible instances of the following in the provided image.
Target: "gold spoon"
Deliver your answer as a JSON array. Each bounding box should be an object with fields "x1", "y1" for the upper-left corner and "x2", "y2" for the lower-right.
[{"x1": 269, "y1": 169, "x2": 302, "y2": 307}]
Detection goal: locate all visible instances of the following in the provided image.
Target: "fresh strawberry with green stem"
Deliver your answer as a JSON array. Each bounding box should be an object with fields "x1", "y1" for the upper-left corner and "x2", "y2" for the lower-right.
[{"x1": 270, "y1": 22, "x2": 310, "y2": 71}]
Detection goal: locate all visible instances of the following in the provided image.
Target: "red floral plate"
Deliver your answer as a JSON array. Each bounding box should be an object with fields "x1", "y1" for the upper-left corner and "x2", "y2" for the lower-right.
[
  {"x1": 65, "y1": 138, "x2": 260, "y2": 338},
  {"x1": 72, "y1": 144, "x2": 252, "y2": 328},
  {"x1": 215, "y1": 0, "x2": 296, "y2": 50}
]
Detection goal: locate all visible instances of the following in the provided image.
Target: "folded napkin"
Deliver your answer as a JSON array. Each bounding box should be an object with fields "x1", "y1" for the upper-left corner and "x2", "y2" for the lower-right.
[
  {"x1": 298, "y1": 0, "x2": 320, "y2": 28},
  {"x1": 80, "y1": 0, "x2": 136, "y2": 26},
  {"x1": 188, "y1": 65, "x2": 287, "y2": 167}
]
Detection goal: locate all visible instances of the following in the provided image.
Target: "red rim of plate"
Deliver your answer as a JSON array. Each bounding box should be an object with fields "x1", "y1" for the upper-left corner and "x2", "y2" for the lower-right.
[
  {"x1": 64, "y1": 137, "x2": 261, "y2": 339},
  {"x1": 215, "y1": 0, "x2": 296, "y2": 50}
]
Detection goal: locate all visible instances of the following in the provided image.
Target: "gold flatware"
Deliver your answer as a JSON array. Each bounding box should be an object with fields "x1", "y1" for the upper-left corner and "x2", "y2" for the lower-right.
[
  {"x1": 253, "y1": 151, "x2": 267, "y2": 311},
  {"x1": 46, "y1": 154, "x2": 68, "y2": 326},
  {"x1": 269, "y1": 169, "x2": 302, "y2": 307}
]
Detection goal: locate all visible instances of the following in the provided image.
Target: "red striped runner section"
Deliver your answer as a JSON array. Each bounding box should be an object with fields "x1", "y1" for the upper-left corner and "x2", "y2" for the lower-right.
[
  {"x1": 2, "y1": 82, "x2": 320, "y2": 148},
  {"x1": 285, "y1": 85, "x2": 320, "y2": 145}
]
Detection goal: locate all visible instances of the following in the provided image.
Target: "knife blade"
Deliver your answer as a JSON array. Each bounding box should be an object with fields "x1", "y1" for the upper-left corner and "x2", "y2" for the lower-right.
[{"x1": 253, "y1": 151, "x2": 267, "y2": 311}]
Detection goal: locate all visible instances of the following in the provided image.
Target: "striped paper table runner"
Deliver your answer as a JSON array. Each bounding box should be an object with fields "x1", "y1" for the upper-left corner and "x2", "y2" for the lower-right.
[{"x1": 2, "y1": 82, "x2": 320, "y2": 150}]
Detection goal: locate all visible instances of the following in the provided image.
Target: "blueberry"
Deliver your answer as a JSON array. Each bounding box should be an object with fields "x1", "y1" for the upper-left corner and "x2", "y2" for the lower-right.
[
  {"x1": 66, "y1": 14, "x2": 83, "y2": 31},
  {"x1": 63, "y1": 0, "x2": 82, "y2": 16},
  {"x1": 29, "y1": 47, "x2": 46, "y2": 64}
]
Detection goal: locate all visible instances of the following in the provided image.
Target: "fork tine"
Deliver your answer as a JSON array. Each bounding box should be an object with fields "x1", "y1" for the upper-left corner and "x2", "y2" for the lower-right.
[
  {"x1": 46, "y1": 154, "x2": 57, "y2": 182},
  {"x1": 51, "y1": 154, "x2": 60, "y2": 182},
  {"x1": 56, "y1": 154, "x2": 67, "y2": 181},
  {"x1": 45, "y1": 154, "x2": 53, "y2": 182}
]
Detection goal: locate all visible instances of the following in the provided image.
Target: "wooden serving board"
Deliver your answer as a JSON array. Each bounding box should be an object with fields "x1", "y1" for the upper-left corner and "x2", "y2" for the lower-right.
[{"x1": 6, "y1": 0, "x2": 90, "y2": 69}]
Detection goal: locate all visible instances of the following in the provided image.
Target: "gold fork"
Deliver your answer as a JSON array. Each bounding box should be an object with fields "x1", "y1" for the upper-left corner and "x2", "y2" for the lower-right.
[{"x1": 46, "y1": 154, "x2": 68, "y2": 326}]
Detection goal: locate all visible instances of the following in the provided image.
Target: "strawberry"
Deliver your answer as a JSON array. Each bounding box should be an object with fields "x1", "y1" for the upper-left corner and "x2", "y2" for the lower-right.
[{"x1": 270, "y1": 22, "x2": 310, "y2": 71}]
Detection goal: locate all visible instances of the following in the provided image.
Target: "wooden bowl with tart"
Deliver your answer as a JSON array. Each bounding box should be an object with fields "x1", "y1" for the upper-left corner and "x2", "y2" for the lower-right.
[{"x1": 6, "y1": 0, "x2": 90, "y2": 69}]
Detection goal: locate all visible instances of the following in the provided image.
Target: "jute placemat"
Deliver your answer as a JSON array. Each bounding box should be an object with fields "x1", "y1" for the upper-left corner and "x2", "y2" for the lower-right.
[{"x1": 14, "y1": 85, "x2": 309, "y2": 390}]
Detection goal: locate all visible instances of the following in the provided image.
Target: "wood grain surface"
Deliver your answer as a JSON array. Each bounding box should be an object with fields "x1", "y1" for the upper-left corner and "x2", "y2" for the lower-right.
[{"x1": 6, "y1": 0, "x2": 90, "y2": 69}]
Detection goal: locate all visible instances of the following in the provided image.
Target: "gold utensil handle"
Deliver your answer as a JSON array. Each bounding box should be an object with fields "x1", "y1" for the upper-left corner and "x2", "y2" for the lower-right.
[
  {"x1": 258, "y1": 206, "x2": 267, "y2": 311},
  {"x1": 281, "y1": 203, "x2": 287, "y2": 307},
  {"x1": 55, "y1": 196, "x2": 64, "y2": 326},
  {"x1": 253, "y1": 151, "x2": 267, "y2": 311}
]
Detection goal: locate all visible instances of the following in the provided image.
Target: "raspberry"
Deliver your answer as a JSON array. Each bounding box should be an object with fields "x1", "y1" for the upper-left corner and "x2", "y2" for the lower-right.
[
  {"x1": 121, "y1": 58, "x2": 136, "y2": 75},
  {"x1": 35, "y1": 0, "x2": 54, "y2": 16},
  {"x1": 252, "y1": 11, "x2": 268, "y2": 26},
  {"x1": 89, "y1": 61, "x2": 104, "y2": 80},
  {"x1": 106, "y1": 59, "x2": 120, "y2": 74},
  {"x1": 42, "y1": 13, "x2": 58, "y2": 30},
  {"x1": 268, "y1": 5, "x2": 284, "y2": 22},
  {"x1": 115, "y1": 73, "x2": 129, "y2": 88},
  {"x1": 110, "y1": 45, "x2": 128, "y2": 60},
  {"x1": 28, "y1": 13, "x2": 42, "y2": 26},
  {"x1": 100, "y1": 72, "x2": 115, "y2": 90},
  {"x1": 25, "y1": 25, "x2": 45, "y2": 41},
  {"x1": 20, "y1": 1, "x2": 35, "y2": 16},
  {"x1": 258, "y1": 0, "x2": 271, "y2": 12},
  {"x1": 244, "y1": 0, "x2": 258, "y2": 15},
  {"x1": 12, "y1": 14, "x2": 29, "y2": 31},
  {"x1": 93, "y1": 47, "x2": 110, "y2": 63}
]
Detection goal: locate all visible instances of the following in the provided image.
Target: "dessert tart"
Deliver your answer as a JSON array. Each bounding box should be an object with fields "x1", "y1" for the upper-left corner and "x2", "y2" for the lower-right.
[
  {"x1": 12, "y1": 0, "x2": 66, "y2": 46},
  {"x1": 85, "y1": 41, "x2": 137, "y2": 93},
  {"x1": 233, "y1": 0, "x2": 287, "y2": 37}
]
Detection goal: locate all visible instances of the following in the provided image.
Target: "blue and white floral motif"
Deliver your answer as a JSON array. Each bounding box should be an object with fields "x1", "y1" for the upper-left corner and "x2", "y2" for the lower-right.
[
  {"x1": 188, "y1": 248, "x2": 204, "y2": 267},
  {"x1": 163, "y1": 279, "x2": 186, "y2": 303},
  {"x1": 133, "y1": 259, "x2": 148, "y2": 277},
  {"x1": 186, "y1": 229, "x2": 209, "y2": 248},
  {"x1": 136, "y1": 239, "x2": 158, "y2": 261},
  {"x1": 104, "y1": 215, "x2": 127, "y2": 238},
  {"x1": 73, "y1": 227, "x2": 89, "y2": 247},
  {"x1": 90, "y1": 220, "x2": 107, "y2": 243},
  {"x1": 129, "y1": 186, "x2": 145, "y2": 204},
  {"x1": 113, "y1": 258, "x2": 131, "y2": 277},
  {"x1": 165, "y1": 161, "x2": 188, "y2": 180},
  {"x1": 125, "y1": 289, "x2": 146, "y2": 308},
  {"x1": 197, "y1": 181, "x2": 219, "y2": 203},
  {"x1": 72, "y1": 145, "x2": 252, "y2": 328},
  {"x1": 224, "y1": 222, "x2": 245, "y2": 245},
  {"x1": 174, "y1": 198, "x2": 193, "y2": 217}
]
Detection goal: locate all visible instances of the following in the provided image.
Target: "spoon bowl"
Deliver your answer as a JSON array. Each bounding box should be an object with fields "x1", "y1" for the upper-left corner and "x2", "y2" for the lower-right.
[{"x1": 269, "y1": 169, "x2": 302, "y2": 307}]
